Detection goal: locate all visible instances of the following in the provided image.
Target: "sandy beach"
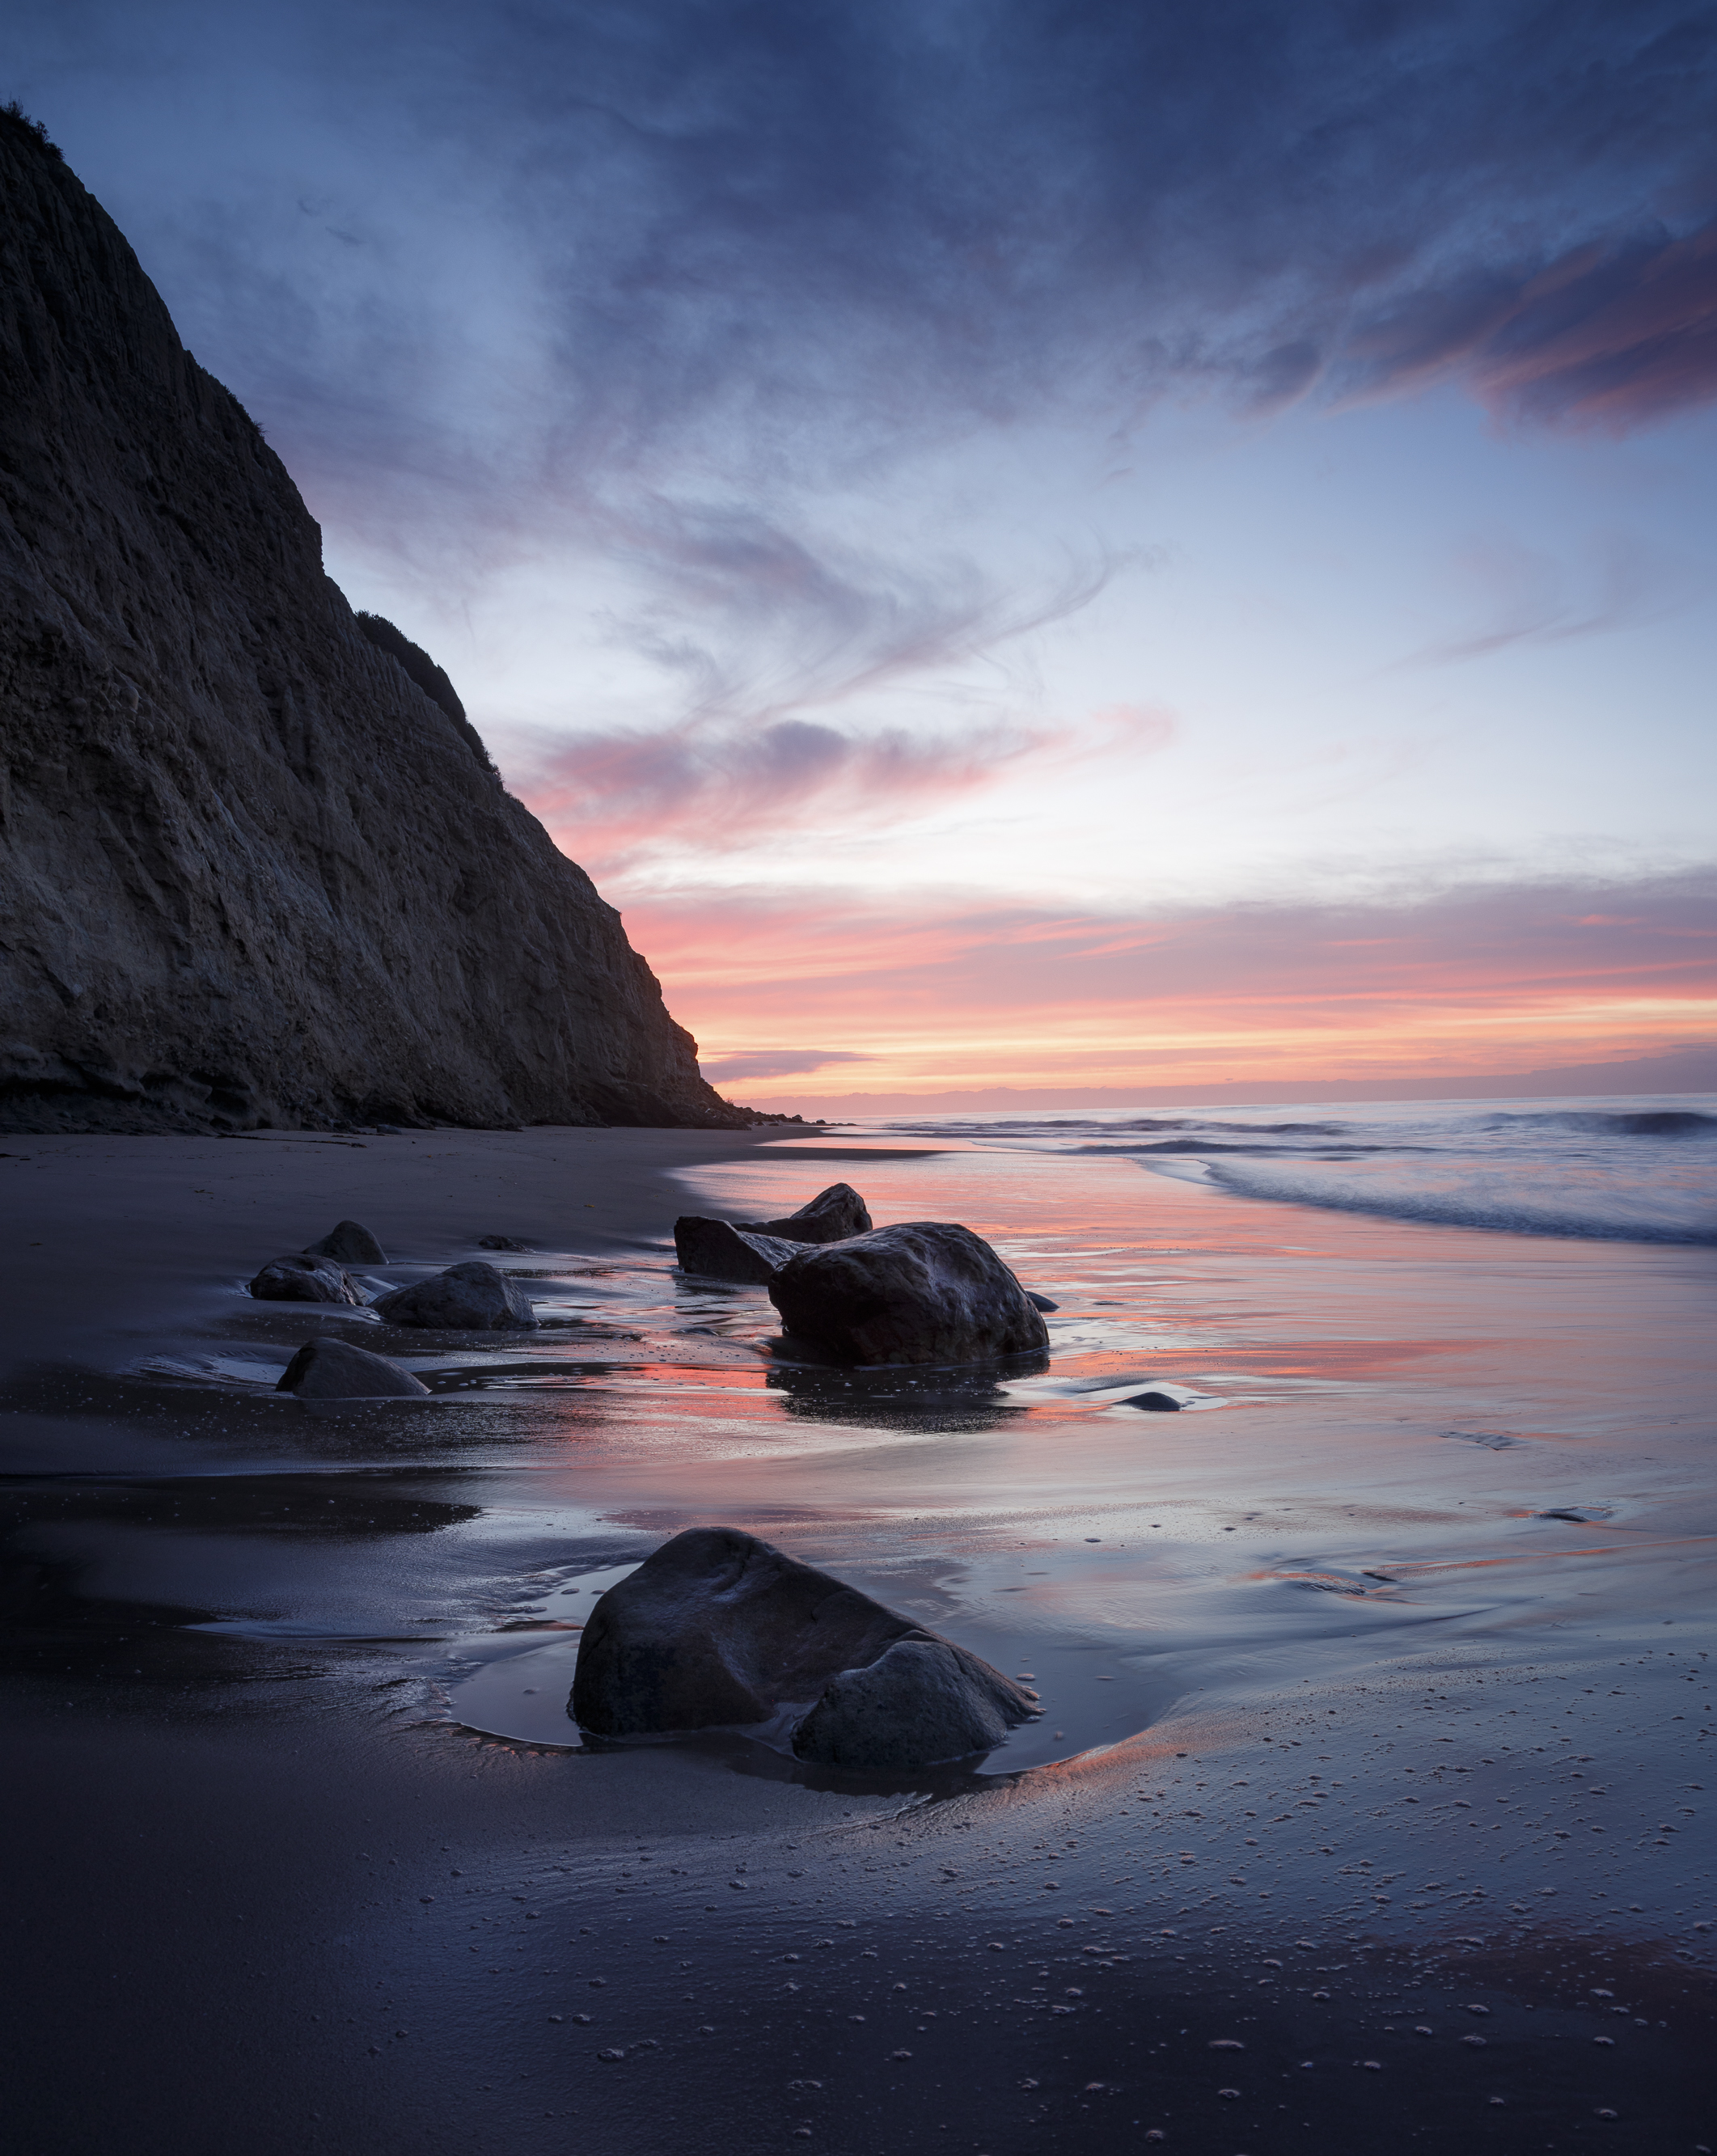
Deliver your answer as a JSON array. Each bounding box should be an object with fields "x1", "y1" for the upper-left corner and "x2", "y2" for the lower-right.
[{"x1": 2, "y1": 1121, "x2": 1712, "y2": 2154}]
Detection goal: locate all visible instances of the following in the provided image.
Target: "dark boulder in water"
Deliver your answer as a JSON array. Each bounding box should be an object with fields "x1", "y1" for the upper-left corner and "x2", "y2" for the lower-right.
[
  {"x1": 373, "y1": 1261, "x2": 537, "y2": 1330},
  {"x1": 276, "y1": 1337, "x2": 429, "y2": 1397},
  {"x1": 302, "y1": 1220, "x2": 386, "y2": 1265},
  {"x1": 569, "y1": 1526, "x2": 1035, "y2": 1769},
  {"x1": 673, "y1": 1218, "x2": 801, "y2": 1283},
  {"x1": 768, "y1": 1221, "x2": 1049, "y2": 1367},
  {"x1": 1025, "y1": 1291, "x2": 1058, "y2": 1312},
  {"x1": 476, "y1": 1235, "x2": 531, "y2": 1251},
  {"x1": 1119, "y1": 1389, "x2": 1182, "y2": 1412},
  {"x1": 249, "y1": 1252, "x2": 364, "y2": 1304},
  {"x1": 736, "y1": 1182, "x2": 872, "y2": 1244}
]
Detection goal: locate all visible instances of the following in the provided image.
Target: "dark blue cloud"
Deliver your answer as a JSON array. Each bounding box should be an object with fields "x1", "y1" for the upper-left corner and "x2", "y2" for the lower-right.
[
  {"x1": 19, "y1": 1, "x2": 1717, "y2": 472},
  {"x1": 11, "y1": 0, "x2": 1717, "y2": 704}
]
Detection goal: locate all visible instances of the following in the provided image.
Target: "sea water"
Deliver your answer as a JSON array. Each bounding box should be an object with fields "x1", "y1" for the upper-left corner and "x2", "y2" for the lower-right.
[{"x1": 14, "y1": 1092, "x2": 1715, "y2": 1791}]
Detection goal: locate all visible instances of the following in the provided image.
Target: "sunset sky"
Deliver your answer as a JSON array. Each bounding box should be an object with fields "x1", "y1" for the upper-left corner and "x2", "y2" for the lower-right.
[{"x1": 18, "y1": 2, "x2": 1717, "y2": 1107}]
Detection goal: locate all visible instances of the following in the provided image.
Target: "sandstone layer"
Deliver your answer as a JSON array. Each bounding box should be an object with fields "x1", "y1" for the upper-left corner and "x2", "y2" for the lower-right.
[{"x1": 0, "y1": 111, "x2": 745, "y2": 1134}]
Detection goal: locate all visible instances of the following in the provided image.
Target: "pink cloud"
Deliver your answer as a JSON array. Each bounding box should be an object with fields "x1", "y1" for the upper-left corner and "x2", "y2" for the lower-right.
[
  {"x1": 1345, "y1": 218, "x2": 1717, "y2": 431},
  {"x1": 515, "y1": 700, "x2": 1174, "y2": 878},
  {"x1": 622, "y1": 873, "x2": 1717, "y2": 1097}
]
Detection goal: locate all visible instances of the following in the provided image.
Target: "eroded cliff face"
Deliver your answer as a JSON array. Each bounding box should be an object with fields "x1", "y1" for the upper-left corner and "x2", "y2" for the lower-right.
[{"x1": 0, "y1": 114, "x2": 745, "y2": 1133}]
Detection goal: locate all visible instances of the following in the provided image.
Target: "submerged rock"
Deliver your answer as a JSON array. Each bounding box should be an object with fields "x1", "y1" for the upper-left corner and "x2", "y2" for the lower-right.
[
  {"x1": 373, "y1": 1260, "x2": 538, "y2": 1330},
  {"x1": 476, "y1": 1234, "x2": 531, "y2": 1251},
  {"x1": 569, "y1": 1526, "x2": 1034, "y2": 1769},
  {"x1": 248, "y1": 1252, "x2": 365, "y2": 1304},
  {"x1": 768, "y1": 1221, "x2": 1049, "y2": 1366},
  {"x1": 302, "y1": 1219, "x2": 386, "y2": 1264},
  {"x1": 736, "y1": 1182, "x2": 872, "y2": 1245},
  {"x1": 1025, "y1": 1291, "x2": 1059, "y2": 1312},
  {"x1": 1119, "y1": 1390, "x2": 1181, "y2": 1412},
  {"x1": 276, "y1": 1337, "x2": 429, "y2": 1398},
  {"x1": 673, "y1": 1217, "x2": 801, "y2": 1283}
]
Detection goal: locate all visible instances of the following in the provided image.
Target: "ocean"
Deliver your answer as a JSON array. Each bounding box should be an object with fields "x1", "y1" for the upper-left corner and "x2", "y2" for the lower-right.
[{"x1": 872, "y1": 1094, "x2": 1717, "y2": 1245}]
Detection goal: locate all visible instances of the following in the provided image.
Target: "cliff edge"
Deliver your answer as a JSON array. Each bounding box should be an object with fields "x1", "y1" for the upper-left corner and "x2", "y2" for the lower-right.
[{"x1": 0, "y1": 109, "x2": 748, "y2": 1132}]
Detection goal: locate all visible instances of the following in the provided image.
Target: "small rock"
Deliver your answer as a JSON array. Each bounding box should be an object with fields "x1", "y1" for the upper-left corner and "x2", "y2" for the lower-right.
[
  {"x1": 477, "y1": 1234, "x2": 531, "y2": 1251},
  {"x1": 303, "y1": 1220, "x2": 386, "y2": 1264},
  {"x1": 1119, "y1": 1390, "x2": 1181, "y2": 1412},
  {"x1": 735, "y1": 1182, "x2": 872, "y2": 1244},
  {"x1": 277, "y1": 1338, "x2": 429, "y2": 1398},
  {"x1": 1025, "y1": 1291, "x2": 1058, "y2": 1311},
  {"x1": 374, "y1": 1261, "x2": 538, "y2": 1330},
  {"x1": 249, "y1": 1252, "x2": 364, "y2": 1304},
  {"x1": 673, "y1": 1218, "x2": 801, "y2": 1283},
  {"x1": 768, "y1": 1221, "x2": 1049, "y2": 1367}
]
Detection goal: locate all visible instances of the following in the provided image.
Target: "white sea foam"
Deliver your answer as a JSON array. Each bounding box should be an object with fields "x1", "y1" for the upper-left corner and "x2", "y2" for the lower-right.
[{"x1": 874, "y1": 1093, "x2": 1717, "y2": 1243}]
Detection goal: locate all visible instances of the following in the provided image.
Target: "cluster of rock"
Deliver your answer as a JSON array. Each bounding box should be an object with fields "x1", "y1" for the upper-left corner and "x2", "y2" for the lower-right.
[
  {"x1": 251, "y1": 1216, "x2": 541, "y2": 1397},
  {"x1": 570, "y1": 1527, "x2": 1038, "y2": 1770},
  {"x1": 674, "y1": 1183, "x2": 1051, "y2": 1366}
]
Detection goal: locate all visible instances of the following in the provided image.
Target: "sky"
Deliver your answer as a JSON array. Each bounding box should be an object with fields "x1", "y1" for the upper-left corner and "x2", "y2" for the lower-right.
[{"x1": 14, "y1": 0, "x2": 1717, "y2": 1108}]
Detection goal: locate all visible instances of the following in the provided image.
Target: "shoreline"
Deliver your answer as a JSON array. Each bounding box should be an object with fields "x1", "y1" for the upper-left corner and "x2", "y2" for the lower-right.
[{"x1": 3, "y1": 1128, "x2": 1713, "y2": 2152}]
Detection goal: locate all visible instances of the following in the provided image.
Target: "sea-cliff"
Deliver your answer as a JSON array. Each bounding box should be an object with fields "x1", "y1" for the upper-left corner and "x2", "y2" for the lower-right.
[{"x1": 0, "y1": 108, "x2": 746, "y2": 1132}]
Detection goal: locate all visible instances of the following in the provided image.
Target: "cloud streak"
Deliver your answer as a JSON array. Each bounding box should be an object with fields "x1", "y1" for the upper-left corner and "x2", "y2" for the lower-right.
[{"x1": 634, "y1": 869, "x2": 1717, "y2": 1097}]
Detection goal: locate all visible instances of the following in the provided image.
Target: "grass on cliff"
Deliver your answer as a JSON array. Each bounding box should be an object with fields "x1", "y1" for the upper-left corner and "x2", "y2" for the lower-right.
[{"x1": 2, "y1": 101, "x2": 64, "y2": 162}]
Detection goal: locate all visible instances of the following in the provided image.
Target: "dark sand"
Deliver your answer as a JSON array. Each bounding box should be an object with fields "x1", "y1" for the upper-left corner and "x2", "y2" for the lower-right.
[{"x1": 2, "y1": 1128, "x2": 1712, "y2": 2153}]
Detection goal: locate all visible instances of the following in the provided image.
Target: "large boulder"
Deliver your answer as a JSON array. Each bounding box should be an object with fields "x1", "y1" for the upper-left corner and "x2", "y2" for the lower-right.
[
  {"x1": 768, "y1": 1221, "x2": 1050, "y2": 1366},
  {"x1": 569, "y1": 1527, "x2": 1035, "y2": 1769},
  {"x1": 302, "y1": 1220, "x2": 386, "y2": 1264},
  {"x1": 373, "y1": 1260, "x2": 538, "y2": 1330},
  {"x1": 275, "y1": 1337, "x2": 429, "y2": 1397},
  {"x1": 673, "y1": 1217, "x2": 801, "y2": 1283},
  {"x1": 736, "y1": 1182, "x2": 872, "y2": 1244},
  {"x1": 248, "y1": 1252, "x2": 365, "y2": 1304}
]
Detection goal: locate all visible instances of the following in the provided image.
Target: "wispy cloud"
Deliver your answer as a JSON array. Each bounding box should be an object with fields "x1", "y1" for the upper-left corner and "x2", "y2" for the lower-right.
[
  {"x1": 699, "y1": 1049, "x2": 873, "y2": 1084},
  {"x1": 1340, "y1": 221, "x2": 1717, "y2": 431}
]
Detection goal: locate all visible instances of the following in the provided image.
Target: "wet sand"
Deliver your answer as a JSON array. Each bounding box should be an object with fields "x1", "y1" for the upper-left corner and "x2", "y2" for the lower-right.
[{"x1": 2, "y1": 1127, "x2": 1713, "y2": 2153}]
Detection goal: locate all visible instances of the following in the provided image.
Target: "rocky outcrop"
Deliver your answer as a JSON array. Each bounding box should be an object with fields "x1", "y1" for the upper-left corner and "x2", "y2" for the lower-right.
[
  {"x1": 276, "y1": 1337, "x2": 429, "y2": 1397},
  {"x1": 569, "y1": 1526, "x2": 1037, "y2": 1769},
  {"x1": 302, "y1": 1220, "x2": 386, "y2": 1264},
  {"x1": 673, "y1": 1216, "x2": 802, "y2": 1282},
  {"x1": 768, "y1": 1221, "x2": 1051, "y2": 1366},
  {"x1": 736, "y1": 1182, "x2": 872, "y2": 1244},
  {"x1": 373, "y1": 1260, "x2": 538, "y2": 1330},
  {"x1": 0, "y1": 110, "x2": 747, "y2": 1135},
  {"x1": 248, "y1": 1252, "x2": 365, "y2": 1304}
]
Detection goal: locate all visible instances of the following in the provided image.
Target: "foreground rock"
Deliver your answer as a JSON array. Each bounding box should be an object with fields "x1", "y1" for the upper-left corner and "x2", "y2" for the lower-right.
[
  {"x1": 302, "y1": 1220, "x2": 386, "y2": 1264},
  {"x1": 673, "y1": 1217, "x2": 802, "y2": 1283},
  {"x1": 275, "y1": 1338, "x2": 429, "y2": 1397},
  {"x1": 570, "y1": 1527, "x2": 1036, "y2": 1769},
  {"x1": 768, "y1": 1221, "x2": 1050, "y2": 1366},
  {"x1": 248, "y1": 1253, "x2": 364, "y2": 1304},
  {"x1": 736, "y1": 1182, "x2": 872, "y2": 1244},
  {"x1": 0, "y1": 112, "x2": 747, "y2": 1136},
  {"x1": 374, "y1": 1261, "x2": 538, "y2": 1330}
]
